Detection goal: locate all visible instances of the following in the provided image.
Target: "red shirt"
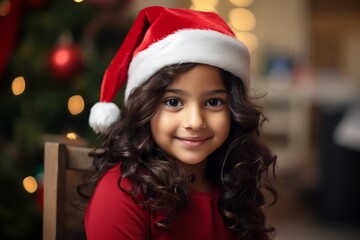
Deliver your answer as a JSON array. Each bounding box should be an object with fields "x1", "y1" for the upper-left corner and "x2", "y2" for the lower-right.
[{"x1": 85, "y1": 165, "x2": 236, "y2": 240}]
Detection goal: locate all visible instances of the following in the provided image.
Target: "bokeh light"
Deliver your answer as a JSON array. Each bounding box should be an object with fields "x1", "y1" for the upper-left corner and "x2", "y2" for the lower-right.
[
  {"x1": 23, "y1": 176, "x2": 38, "y2": 194},
  {"x1": 53, "y1": 48, "x2": 71, "y2": 67},
  {"x1": 67, "y1": 95, "x2": 85, "y2": 115},
  {"x1": 66, "y1": 132, "x2": 78, "y2": 140},
  {"x1": 191, "y1": 0, "x2": 218, "y2": 7},
  {"x1": 229, "y1": 0, "x2": 254, "y2": 7},
  {"x1": 0, "y1": 0, "x2": 11, "y2": 17},
  {"x1": 190, "y1": 0, "x2": 218, "y2": 12},
  {"x1": 228, "y1": 8, "x2": 256, "y2": 31},
  {"x1": 11, "y1": 76, "x2": 26, "y2": 96},
  {"x1": 189, "y1": 4, "x2": 217, "y2": 12},
  {"x1": 235, "y1": 31, "x2": 258, "y2": 53}
]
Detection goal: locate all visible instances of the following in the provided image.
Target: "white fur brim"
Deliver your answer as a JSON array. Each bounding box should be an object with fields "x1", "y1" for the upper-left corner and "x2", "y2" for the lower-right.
[
  {"x1": 89, "y1": 102, "x2": 120, "y2": 134},
  {"x1": 125, "y1": 29, "x2": 250, "y2": 101}
]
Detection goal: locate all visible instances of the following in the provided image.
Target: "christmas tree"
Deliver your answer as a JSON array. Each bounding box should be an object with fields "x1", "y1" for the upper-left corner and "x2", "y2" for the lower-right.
[{"x1": 0, "y1": 0, "x2": 131, "y2": 238}]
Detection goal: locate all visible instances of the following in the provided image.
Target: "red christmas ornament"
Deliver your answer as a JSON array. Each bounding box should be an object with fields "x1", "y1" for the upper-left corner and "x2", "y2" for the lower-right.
[{"x1": 49, "y1": 43, "x2": 83, "y2": 82}]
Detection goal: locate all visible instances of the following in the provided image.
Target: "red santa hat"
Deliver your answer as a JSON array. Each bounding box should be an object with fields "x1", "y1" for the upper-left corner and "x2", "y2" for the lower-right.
[{"x1": 89, "y1": 6, "x2": 250, "y2": 134}]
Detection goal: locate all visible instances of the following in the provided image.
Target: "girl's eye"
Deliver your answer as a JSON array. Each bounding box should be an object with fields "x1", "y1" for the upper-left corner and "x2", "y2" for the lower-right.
[
  {"x1": 206, "y1": 98, "x2": 224, "y2": 107},
  {"x1": 165, "y1": 98, "x2": 183, "y2": 107}
]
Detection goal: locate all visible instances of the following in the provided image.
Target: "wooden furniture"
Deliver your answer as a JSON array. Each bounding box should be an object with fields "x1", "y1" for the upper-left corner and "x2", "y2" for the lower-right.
[{"x1": 43, "y1": 142, "x2": 95, "y2": 240}]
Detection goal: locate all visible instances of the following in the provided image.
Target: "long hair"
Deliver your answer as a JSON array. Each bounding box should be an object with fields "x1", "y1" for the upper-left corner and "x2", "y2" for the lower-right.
[{"x1": 81, "y1": 63, "x2": 277, "y2": 240}]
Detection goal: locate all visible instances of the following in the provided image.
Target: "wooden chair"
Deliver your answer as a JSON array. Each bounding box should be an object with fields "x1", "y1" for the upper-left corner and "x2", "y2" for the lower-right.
[{"x1": 43, "y1": 142, "x2": 96, "y2": 240}]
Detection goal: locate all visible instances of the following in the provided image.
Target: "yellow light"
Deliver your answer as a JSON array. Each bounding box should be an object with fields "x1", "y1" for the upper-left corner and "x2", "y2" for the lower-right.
[
  {"x1": 229, "y1": 0, "x2": 254, "y2": 7},
  {"x1": 189, "y1": 4, "x2": 217, "y2": 12},
  {"x1": 68, "y1": 95, "x2": 85, "y2": 115},
  {"x1": 66, "y1": 132, "x2": 78, "y2": 140},
  {"x1": 23, "y1": 176, "x2": 38, "y2": 194},
  {"x1": 228, "y1": 8, "x2": 256, "y2": 31},
  {"x1": 235, "y1": 31, "x2": 258, "y2": 53},
  {"x1": 12, "y1": 76, "x2": 26, "y2": 96},
  {"x1": 191, "y1": 0, "x2": 218, "y2": 7},
  {"x1": 0, "y1": 0, "x2": 11, "y2": 17},
  {"x1": 74, "y1": 0, "x2": 84, "y2": 3}
]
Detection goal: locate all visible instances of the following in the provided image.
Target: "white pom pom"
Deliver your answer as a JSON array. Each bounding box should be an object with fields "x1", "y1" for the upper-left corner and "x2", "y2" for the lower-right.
[{"x1": 89, "y1": 102, "x2": 120, "y2": 134}]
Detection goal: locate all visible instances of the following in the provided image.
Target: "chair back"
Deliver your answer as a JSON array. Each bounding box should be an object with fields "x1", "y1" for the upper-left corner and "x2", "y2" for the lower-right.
[{"x1": 43, "y1": 142, "x2": 95, "y2": 240}]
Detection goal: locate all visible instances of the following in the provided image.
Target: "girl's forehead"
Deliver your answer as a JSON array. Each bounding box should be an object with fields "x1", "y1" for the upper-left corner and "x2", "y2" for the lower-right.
[{"x1": 168, "y1": 64, "x2": 225, "y2": 89}]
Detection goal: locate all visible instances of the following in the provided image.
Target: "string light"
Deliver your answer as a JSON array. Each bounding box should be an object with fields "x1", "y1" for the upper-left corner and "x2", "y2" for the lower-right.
[
  {"x1": 66, "y1": 132, "x2": 78, "y2": 140},
  {"x1": 227, "y1": 0, "x2": 258, "y2": 52},
  {"x1": 229, "y1": 0, "x2": 254, "y2": 7},
  {"x1": 189, "y1": 1, "x2": 258, "y2": 52},
  {"x1": 228, "y1": 8, "x2": 256, "y2": 32},
  {"x1": 190, "y1": 0, "x2": 218, "y2": 12},
  {"x1": 67, "y1": 95, "x2": 85, "y2": 115},
  {"x1": 189, "y1": 4, "x2": 217, "y2": 12},
  {"x1": 11, "y1": 76, "x2": 26, "y2": 96},
  {"x1": 23, "y1": 176, "x2": 38, "y2": 194},
  {"x1": 191, "y1": 0, "x2": 218, "y2": 7}
]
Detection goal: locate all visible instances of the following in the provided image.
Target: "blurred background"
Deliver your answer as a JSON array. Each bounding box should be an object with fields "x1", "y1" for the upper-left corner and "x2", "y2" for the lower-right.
[{"x1": 0, "y1": 0, "x2": 359, "y2": 239}]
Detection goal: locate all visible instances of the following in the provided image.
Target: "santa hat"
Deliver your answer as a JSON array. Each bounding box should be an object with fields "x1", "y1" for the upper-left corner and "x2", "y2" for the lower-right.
[{"x1": 89, "y1": 6, "x2": 250, "y2": 134}]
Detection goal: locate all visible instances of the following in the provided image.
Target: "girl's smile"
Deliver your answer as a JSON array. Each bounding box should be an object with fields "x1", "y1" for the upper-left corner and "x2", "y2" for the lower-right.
[
  {"x1": 150, "y1": 64, "x2": 231, "y2": 167},
  {"x1": 175, "y1": 136, "x2": 211, "y2": 148}
]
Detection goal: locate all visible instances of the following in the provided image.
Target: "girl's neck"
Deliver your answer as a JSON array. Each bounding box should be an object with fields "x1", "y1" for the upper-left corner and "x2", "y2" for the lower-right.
[
  {"x1": 191, "y1": 177, "x2": 214, "y2": 193},
  {"x1": 177, "y1": 160, "x2": 214, "y2": 192}
]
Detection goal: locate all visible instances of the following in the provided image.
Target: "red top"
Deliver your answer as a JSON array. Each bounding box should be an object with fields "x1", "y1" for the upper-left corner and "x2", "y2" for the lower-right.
[{"x1": 85, "y1": 165, "x2": 236, "y2": 240}]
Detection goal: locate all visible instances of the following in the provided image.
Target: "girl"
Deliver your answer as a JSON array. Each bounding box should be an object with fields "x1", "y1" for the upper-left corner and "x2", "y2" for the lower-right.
[{"x1": 84, "y1": 6, "x2": 277, "y2": 240}]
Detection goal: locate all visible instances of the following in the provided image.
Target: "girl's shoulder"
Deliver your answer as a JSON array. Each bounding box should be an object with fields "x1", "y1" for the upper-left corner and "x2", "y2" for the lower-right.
[
  {"x1": 85, "y1": 163, "x2": 151, "y2": 239},
  {"x1": 94, "y1": 163, "x2": 133, "y2": 194}
]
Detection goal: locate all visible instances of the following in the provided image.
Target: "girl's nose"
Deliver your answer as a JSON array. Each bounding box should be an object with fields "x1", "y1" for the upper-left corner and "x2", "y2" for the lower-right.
[{"x1": 183, "y1": 105, "x2": 207, "y2": 131}]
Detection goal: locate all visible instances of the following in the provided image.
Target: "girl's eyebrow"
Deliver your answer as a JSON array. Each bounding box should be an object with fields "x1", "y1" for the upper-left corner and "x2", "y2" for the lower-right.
[{"x1": 165, "y1": 88, "x2": 227, "y2": 96}]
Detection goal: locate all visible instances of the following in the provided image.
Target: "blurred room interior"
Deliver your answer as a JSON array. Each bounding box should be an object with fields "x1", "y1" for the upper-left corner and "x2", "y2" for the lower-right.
[{"x1": 0, "y1": 0, "x2": 359, "y2": 239}]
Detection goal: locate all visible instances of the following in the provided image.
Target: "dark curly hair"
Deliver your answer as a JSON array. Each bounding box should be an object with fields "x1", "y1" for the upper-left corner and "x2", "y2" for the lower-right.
[{"x1": 81, "y1": 63, "x2": 277, "y2": 240}]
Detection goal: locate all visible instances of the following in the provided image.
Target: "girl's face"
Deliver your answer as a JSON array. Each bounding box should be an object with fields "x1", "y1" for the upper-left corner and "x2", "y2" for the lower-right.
[{"x1": 150, "y1": 64, "x2": 231, "y2": 167}]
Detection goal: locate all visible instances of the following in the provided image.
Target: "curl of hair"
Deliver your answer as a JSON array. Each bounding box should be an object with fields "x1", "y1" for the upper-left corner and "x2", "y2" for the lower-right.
[
  {"x1": 212, "y1": 70, "x2": 277, "y2": 240},
  {"x1": 80, "y1": 63, "x2": 277, "y2": 239}
]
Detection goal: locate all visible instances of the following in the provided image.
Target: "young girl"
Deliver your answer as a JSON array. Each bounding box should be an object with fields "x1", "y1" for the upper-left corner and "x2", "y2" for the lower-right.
[{"x1": 85, "y1": 6, "x2": 277, "y2": 240}]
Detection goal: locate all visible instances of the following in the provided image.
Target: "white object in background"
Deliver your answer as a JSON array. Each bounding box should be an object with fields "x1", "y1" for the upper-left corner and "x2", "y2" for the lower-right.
[{"x1": 334, "y1": 104, "x2": 360, "y2": 151}]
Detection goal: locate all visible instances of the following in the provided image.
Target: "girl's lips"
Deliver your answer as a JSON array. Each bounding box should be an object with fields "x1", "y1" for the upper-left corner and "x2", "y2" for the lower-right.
[{"x1": 176, "y1": 137, "x2": 209, "y2": 147}]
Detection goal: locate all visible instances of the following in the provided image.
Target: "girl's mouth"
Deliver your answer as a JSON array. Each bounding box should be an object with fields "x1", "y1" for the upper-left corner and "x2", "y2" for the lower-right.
[{"x1": 176, "y1": 137, "x2": 209, "y2": 147}]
